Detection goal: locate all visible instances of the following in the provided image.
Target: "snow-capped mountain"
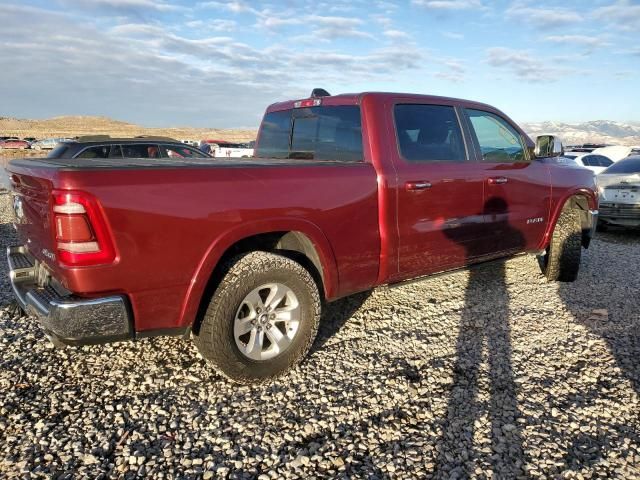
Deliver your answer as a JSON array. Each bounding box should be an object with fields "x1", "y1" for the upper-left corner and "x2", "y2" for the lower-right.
[{"x1": 521, "y1": 120, "x2": 640, "y2": 146}]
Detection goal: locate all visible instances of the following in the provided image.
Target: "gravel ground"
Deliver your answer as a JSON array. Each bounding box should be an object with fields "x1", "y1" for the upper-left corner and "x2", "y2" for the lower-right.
[{"x1": 0, "y1": 191, "x2": 638, "y2": 479}]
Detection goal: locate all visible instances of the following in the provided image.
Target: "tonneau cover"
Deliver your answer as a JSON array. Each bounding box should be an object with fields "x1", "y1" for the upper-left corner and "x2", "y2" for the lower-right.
[{"x1": 8, "y1": 157, "x2": 359, "y2": 170}]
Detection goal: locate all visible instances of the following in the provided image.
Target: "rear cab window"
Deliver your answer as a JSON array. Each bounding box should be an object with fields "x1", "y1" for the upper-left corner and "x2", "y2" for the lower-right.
[
  {"x1": 255, "y1": 105, "x2": 363, "y2": 162},
  {"x1": 393, "y1": 104, "x2": 467, "y2": 162}
]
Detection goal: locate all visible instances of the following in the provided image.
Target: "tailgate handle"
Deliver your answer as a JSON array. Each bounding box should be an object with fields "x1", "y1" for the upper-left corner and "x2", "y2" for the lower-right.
[
  {"x1": 406, "y1": 181, "x2": 432, "y2": 191},
  {"x1": 488, "y1": 177, "x2": 508, "y2": 185}
]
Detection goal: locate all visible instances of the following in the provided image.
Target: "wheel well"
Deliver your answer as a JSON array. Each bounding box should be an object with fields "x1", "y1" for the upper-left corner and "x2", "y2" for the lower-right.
[
  {"x1": 562, "y1": 194, "x2": 592, "y2": 249},
  {"x1": 191, "y1": 231, "x2": 326, "y2": 335}
]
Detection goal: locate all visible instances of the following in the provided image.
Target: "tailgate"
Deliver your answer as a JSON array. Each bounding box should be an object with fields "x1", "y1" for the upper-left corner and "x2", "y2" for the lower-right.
[{"x1": 6, "y1": 165, "x2": 57, "y2": 267}]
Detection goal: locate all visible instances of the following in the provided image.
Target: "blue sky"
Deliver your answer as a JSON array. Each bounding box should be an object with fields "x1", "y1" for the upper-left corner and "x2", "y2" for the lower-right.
[{"x1": 1, "y1": 0, "x2": 639, "y2": 127}]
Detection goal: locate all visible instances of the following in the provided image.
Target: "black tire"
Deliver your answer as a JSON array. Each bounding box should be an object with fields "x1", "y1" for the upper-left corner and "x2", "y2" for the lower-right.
[
  {"x1": 193, "y1": 251, "x2": 321, "y2": 384},
  {"x1": 541, "y1": 208, "x2": 582, "y2": 282}
]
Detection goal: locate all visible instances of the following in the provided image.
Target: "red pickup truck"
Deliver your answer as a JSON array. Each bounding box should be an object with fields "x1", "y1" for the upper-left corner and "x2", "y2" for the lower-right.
[{"x1": 6, "y1": 91, "x2": 598, "y2": 383}]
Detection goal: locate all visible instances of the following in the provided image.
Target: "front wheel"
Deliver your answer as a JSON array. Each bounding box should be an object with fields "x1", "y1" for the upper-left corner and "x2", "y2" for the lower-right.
[
  {"x1": 541, "y1": 208, "x2": 582, "y2": 282},
  {"x1": 194, "y1": 251, "x2": 321, "y2": 384}
]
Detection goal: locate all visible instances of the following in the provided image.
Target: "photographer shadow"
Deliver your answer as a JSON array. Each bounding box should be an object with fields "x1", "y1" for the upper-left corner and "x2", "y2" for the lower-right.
[{"x1": 435, "y1": 197, "x2": 526, "y2": 477}]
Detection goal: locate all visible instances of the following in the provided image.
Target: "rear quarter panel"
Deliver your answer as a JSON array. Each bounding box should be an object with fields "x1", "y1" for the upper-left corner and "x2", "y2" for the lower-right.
[{"x1": 44, "y1": 163, "x2": 380, "y2": 331}]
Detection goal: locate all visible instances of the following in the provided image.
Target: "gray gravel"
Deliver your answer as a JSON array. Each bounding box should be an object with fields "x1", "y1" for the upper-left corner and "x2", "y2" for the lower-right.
[{"x1": 0, "y1": 191, "x2": 639, "y2": 479}]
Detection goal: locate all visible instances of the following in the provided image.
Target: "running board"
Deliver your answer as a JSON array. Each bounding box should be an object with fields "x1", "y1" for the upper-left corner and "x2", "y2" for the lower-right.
[{"x1": 385, "y1": 252, "x2": 534, "y2": 290}]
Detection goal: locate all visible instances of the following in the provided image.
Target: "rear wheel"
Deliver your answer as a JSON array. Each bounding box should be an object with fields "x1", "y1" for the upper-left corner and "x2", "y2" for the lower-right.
[
  {"x1": 541, "y1": 208, "x2": 582, "y2": 282},
  {"x1": 194, "y1": 251, "x2": 321, "y2": 384}
]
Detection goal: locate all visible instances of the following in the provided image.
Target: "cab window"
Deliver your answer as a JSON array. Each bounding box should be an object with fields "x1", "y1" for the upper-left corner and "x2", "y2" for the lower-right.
[
  {"x1": 466, "y1": 109, "x2": 527, "y2": 162},
  {"x1": 394, "y1": 104, "x2": 466, "y2": 162}
]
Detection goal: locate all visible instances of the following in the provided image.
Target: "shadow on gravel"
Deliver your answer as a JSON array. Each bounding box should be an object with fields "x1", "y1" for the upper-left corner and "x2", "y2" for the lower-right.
[
  {"x1": 310, "y1": 290, "x2": 371, "y2": 355},
  {"x1": 435, "y1": 197, "x2": 526, "y2": 478},
  {"x1": 557, "y1": 227, "x2": 640, "y2": 397}
]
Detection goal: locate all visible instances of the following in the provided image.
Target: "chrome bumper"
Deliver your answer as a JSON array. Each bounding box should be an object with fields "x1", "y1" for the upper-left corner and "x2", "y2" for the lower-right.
[
  {"x1": 7, "y1": 245, "x2": 132, "y2": 346},
  {"x1": 599, "y1": 203, "x2": 640, "y2": 226}
]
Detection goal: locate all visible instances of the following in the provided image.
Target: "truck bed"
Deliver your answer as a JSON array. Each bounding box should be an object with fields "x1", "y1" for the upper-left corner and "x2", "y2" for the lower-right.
[{"x1": 7, "y1": 156, "x2": 381, "y2": 331}]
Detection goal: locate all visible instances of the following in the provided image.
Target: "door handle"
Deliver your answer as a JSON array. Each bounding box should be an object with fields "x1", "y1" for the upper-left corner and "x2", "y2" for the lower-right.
[
  {"x1": 406, "y1": 181, "x2": 432, "y2": 191},
  {"x1": 488, "y1": 177, "x2": 508, "y2": 185}
]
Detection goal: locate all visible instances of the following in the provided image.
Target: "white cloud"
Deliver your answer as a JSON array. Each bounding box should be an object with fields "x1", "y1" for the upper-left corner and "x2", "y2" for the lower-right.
[
  {"x1": 486, "y1": 47, "x2": 567, "y2": 82},
  {"x1": 412, "y1": 0, "x2": 483, "y2": 10},
  {"x1": 211, "y1": 19, "x2": 237, "y2": 32},
  {"x1": 383, "y1": 29, "x2": 410, "y2": 40},
  {"x1": 58, "y1": 0, "x2": 179, "y2": 12},
  {"x1": 543, "y1": 34, "x2": 609, "y2": 52},
  {"x1": 594, "y1": 0, "x2": 640, "y2": 30},
  {"x1": 0, "y1": 3, "x2": 428, "y2": 127},
  {"x1": 506, "y1": 1, "x2": 583, "y2": 28}
]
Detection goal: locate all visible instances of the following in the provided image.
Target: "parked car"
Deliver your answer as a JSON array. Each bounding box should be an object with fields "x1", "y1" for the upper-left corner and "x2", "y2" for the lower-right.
[
  {"x1": 562, "y1": 152, "x2": 613, "y2": 174},
  {"x1": 30, "y1": 138, "x2": 71, "y2": 150},
  {"x1": 6, "y1": 90, "x2": 598, "y2": 384},
  {"x1": 0, "y1": 138, "x2": 30, "y2": 150},
  {"x1": 213, "y1": 141, "x2": 254, "y2": 158},
  {"x1": 43, "y1": 135, "x2": 211, "y2": 160},
  {"x1": 597, "y1": 155, "x2": 640, "y2": 229}
]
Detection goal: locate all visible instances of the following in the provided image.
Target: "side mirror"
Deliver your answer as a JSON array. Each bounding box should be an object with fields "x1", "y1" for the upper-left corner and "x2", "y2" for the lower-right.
[{"x1": 535, "y1": 135, "x2": 564, "y2": 158}]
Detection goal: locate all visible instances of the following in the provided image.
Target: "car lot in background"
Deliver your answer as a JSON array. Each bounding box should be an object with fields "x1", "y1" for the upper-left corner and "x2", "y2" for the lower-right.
[
  {"x1": 562, "y1": 151, "x2": 613, "y2": 174},
  {"x1": 46, "y1": 135, "x2": 212, "y2": 159},
  {"x1": 597, "y1": 155, "x2": 640, "y2": 228},
  {"x1": 0, "y1": 138, "x2": 30, "y2": 150},
  {"x1": 30, "y1": 137, "x2": 71, "y2": 150},
  {"x1": 199, "y1": 139, "x2": 254, "y2": 157}
]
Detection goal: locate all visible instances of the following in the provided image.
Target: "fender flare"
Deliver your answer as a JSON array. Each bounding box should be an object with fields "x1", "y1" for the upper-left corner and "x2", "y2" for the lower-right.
[
  {"x1": 177, "y1": 217, "x2": 339, "y2": 328},
  {"x1": 540, "y1": 187, "x2": 598, "y2": 250}
]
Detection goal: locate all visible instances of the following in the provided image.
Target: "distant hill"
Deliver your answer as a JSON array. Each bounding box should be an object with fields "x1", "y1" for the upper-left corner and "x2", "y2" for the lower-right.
[
  {"x1": 0, "y1": 115, "x2": 257, "y2": 143},
  {"x1": 522, "y1": 120, "x2": 640, "y2": 146}
]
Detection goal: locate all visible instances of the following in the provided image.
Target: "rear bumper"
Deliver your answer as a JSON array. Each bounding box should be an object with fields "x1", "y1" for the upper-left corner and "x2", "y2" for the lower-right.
[
  {"x1": 7, "y1": 245, "x2": 133, "y2": 346},
  {"x1": 599, "y1": 203, "x2": 640, "y2": 227}
]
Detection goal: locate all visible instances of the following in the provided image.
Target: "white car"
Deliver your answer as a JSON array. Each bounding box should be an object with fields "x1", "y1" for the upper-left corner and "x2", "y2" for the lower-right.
[
  {"x1": 597, "y1": 155, "x2": 640, "y2": 228},
  {"x1": 562, "y1": 151, "x2": 614, "y2": 175},
  {"x1": 212, "y1": 142, "x2": 254, "y2": 158}
]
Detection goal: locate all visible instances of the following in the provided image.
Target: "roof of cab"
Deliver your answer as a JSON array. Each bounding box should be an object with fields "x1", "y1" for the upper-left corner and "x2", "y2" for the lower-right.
[{"x1": 265, "y1": 91, "x2": 499, "y2": 114}]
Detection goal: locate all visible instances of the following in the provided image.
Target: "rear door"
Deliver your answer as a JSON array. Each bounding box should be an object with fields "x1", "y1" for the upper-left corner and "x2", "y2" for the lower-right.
[
  {"x1": 390, "y1": 101, "x2": 486, "y2": 279},
  {"x1": 463, "y1": 108, "x2": 551, "y2": 254}
]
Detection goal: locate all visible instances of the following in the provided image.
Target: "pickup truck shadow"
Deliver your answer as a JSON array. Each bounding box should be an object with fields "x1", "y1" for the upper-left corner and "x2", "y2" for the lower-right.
[{"x1": 435, "y1": 197, "x2": 526, "y2": 477}]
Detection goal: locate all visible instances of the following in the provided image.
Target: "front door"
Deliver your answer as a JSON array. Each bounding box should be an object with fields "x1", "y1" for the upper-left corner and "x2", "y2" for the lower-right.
[
  {"x1": 464, "y1": 108, "x2": 551, "y2": 254},
  {"x1": 391, "y1": 102, "x2": 486, "y2": 280}
]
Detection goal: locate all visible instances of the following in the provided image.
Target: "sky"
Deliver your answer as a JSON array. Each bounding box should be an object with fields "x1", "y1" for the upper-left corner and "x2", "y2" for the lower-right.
[{"x1": 1, "y1": 0, "x2": 639, "y2": 128}]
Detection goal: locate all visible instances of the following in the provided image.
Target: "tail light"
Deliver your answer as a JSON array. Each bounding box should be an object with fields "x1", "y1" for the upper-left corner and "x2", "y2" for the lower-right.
[{"x1": 51, "y1": 190, "x2": 116, "y2": 266}]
